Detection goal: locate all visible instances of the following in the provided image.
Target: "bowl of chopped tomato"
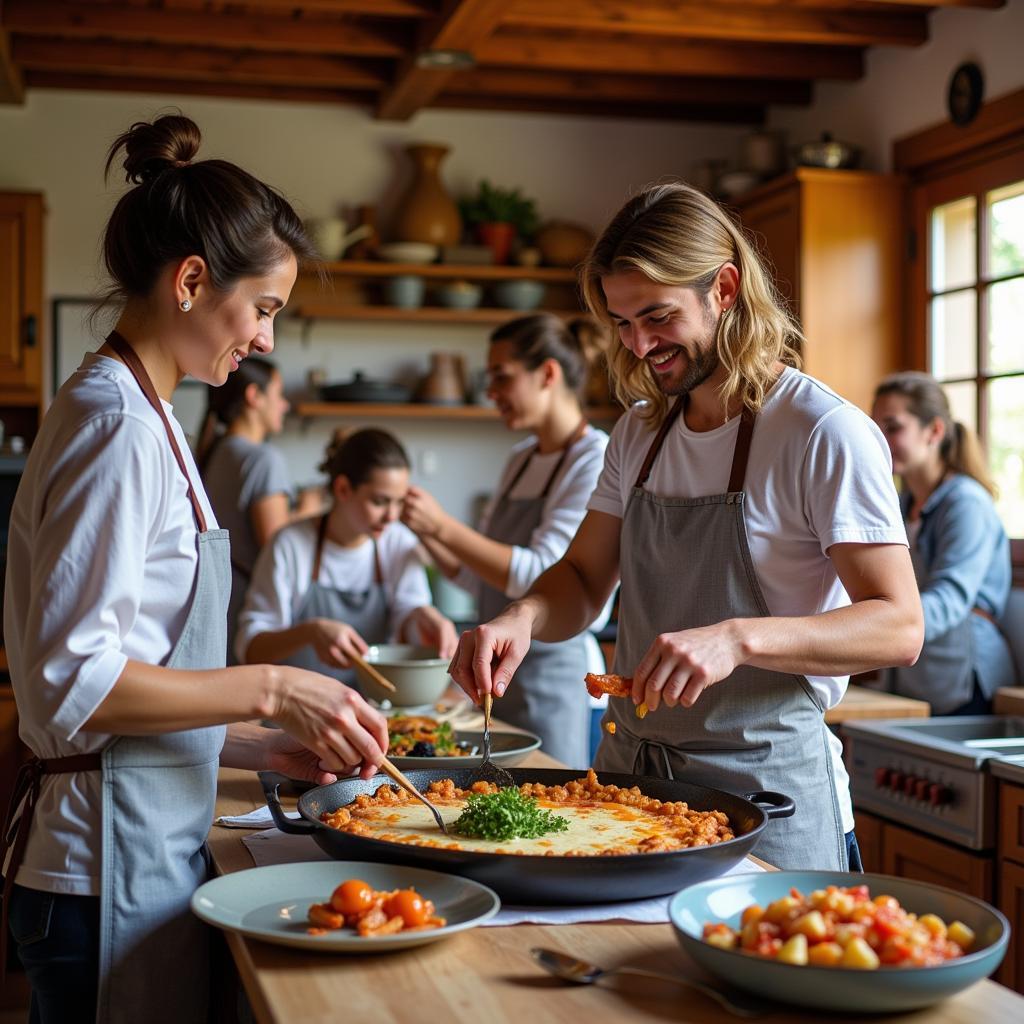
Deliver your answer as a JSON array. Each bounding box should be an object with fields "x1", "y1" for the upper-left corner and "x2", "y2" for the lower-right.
[{"x1": 669, "y1": 871, "x2": 1008, "y2": 1012}]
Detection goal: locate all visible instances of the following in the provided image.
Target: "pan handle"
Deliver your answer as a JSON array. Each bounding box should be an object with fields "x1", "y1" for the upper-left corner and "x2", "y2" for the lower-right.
[
  {"x1": 258, "y1": 771, "x2": 320, "y2": 835},
  {"x1": 744, "y1": 791, "x2": 795, "y2": 820}
]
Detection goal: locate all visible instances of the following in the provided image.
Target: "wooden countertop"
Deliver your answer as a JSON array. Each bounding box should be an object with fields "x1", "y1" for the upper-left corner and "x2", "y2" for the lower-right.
[
  {"x1": 825, "y1": 684, "x2": 929, "y2": 723},
  {"x1": 208, "y1": 757, "x2": 1020, "y2": 1023},
  {"x1": 994, "y1": 688, "x2": 1024, "y2": 717}
]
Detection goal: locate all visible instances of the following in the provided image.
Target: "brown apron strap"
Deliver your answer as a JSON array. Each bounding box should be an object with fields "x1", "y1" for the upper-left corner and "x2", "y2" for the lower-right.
[
  {"x1": 2, "y1": 753, "x2": 103, "y2": 981},
  {"x1": 727, "y1": 407, "x2": 757, "y2": 493},
  {"x1": 499, "y1": 418, "x2": 590, "y2": 505},
  {"x1": 311, "y1": 514, "x2": 329, "y2": 584},
  {"x1": 105, "y1": 330, "x2": 208, "y2": 533},
  {"x1": 633, "y1": 397, "x2": 685, "y2": 489},
  {"x1": 373, "y1": 542, "x2": 383, "y2": 586}
]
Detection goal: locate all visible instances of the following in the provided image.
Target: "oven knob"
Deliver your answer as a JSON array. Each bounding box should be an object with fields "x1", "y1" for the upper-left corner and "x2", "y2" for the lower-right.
[
  {"x1": 890, "y1": 771, "x2": 906, "y2": 792},
  {"x1": 902, "y1": 774, "x2": 919, "y2": 796},
  {"x1": 874, "y1": 767, "x2": 891, "y2": 788},
  {"x1": 914, "y1": 778, "x2": 931, "y2": 800},
  {"x1": 928, "y1": 783, "x2": 951, "y2": 807}
]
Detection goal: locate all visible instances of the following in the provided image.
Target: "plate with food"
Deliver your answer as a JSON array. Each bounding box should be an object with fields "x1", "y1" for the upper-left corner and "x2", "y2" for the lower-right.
[
  {"x1": 190, "y1": 861, "x2": 500, "y2": 953},
  {"x1": 386, "y1": 714, "x2": 541, "y2": 769},
  {"x1": 669, "y1": 871, "x2": 1009, "y2": 1012},
  {"x1": 259, "y1": 768, "x2": 794, "y2": 905}
]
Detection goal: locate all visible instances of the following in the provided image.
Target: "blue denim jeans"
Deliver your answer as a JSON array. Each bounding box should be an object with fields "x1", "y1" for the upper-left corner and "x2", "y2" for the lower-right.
[
  {"x1": 7, "y1": 883, "x2": 100, "y2": 1024},
  {"x1": 845, "y1": 830, "x2": 864, "y2": 872}
]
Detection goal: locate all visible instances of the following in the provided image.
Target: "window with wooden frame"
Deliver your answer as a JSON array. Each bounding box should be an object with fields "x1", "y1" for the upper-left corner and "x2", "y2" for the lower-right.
[{"x1": 897, "y1": 88, "x2": 1024, "y2": 579}]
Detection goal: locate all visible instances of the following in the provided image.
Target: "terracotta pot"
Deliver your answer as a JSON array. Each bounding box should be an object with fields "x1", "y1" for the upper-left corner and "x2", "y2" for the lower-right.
[
  {"x1": 417, "y1": 352, "x2": 467, "y2": 406},
  {"x1": 477, "y1": 221, "x2": 516, "y2": 265},
  {"x1": 393, "y1": 143, "x2": 462, "y2": 247},
  {"x1": 535, "y1": 221, "x2": 594, "y2": 268}
]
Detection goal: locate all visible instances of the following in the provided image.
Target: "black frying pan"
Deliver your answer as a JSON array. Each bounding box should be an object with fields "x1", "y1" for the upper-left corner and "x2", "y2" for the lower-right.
[{"x1": 260, "y1": 768, "x2": 793, "y2": 905}]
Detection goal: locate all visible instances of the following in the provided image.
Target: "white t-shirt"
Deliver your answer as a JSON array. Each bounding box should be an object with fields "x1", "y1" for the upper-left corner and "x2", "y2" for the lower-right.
[
  {"x1": 587, "y1": 367, "x2": 908, "y2": 832},
  {"x1": 4, "y1": 353, "x2": 218, "y2": 895},
  {"x1": 235, "y1": 517, "x2": 432, "y2": 661}
]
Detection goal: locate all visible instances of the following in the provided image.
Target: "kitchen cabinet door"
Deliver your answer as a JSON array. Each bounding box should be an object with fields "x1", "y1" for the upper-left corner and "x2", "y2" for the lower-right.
[
  {"x1": 1000, "y1": 780, "x2": 1024, "y2": 865},
  {"x1": 999, "y1": 858, "x2": 1024, "y2": 992},
  {"x1": 881, "y1": 820, "x2": 993, "y2": 902},
  {"x1": 0, "y1": 192, "x2": 43, "y2": 404},
  {"x1": 853, "y1": 809, "x2": 884, "y2": 873}
]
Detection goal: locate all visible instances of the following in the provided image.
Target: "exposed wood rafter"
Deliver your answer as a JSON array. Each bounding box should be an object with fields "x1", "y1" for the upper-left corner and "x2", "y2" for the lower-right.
[{"x1": 0, "y1": 27, "x2": 23, "y2": 104}]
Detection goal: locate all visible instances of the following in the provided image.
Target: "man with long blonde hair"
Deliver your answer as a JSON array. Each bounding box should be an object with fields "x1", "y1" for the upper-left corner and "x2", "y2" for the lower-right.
[{"x1": 449, "y1": 182, "x2": 923, "y2": 871}]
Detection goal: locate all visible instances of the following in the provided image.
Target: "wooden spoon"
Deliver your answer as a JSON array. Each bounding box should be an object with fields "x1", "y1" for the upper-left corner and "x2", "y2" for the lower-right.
[
  {"x1": 349, "y1": 651, "x2": 396, "y2": 693},
  {"x1": 377, "y1": 756, "x2": 450, "y2": 835}
]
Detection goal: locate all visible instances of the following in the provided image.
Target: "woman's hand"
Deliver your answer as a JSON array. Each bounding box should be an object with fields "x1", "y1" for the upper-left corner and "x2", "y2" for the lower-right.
[
  {"x1": 268, "y1": 669, "x2": 388, "y2": 780},
  {"x1": 306, "y1": 618, "x2": 368, "y2": 669},
  {"x1": 401, "y1": 486, "x2": 448, "y2": 540},
  {"x1": 402, "y1": 605, "x2": 459, "y2": 659},
  {"x1": 259, "y1": 728, "x2": 346, "y2": 787},
  {"x1": 631, "y1": 621, "x2": 746, "y2": 712},
  {"x1": 447, "y1": 604, "x2": 533, "y2": 703}
]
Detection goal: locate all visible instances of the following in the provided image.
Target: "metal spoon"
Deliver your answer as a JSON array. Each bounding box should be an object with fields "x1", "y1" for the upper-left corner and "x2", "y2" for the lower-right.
[{"x1": 530, "y1": 948, "x2": 769, "y2": 1019}]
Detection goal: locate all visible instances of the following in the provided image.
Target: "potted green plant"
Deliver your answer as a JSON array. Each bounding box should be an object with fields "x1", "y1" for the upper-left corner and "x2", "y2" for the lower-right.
[{"x1": 459, "y1": 179, "x2": 539, "y2": 265}]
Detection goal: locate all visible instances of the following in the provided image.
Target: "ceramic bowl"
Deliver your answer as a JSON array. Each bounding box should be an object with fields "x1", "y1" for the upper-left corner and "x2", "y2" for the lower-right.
[
  {"x1": 669, "y1": 870, "x2": 1009, "y2": 1013},
  {"x1": 383, "y1": 274, "x2": 426, "y2": 309},
  {"x1": 378, "y1": 242, "x2": 439, "y2": 265},
  {"x1": 492, "y1": 279, "x2": 545, "y2": 310},
  {"x1": 436, "y1": 281, "x2": 483, "y2": 309},
  {"x1": 354, "y1": 643, "x2": 451, "y2": 709}
]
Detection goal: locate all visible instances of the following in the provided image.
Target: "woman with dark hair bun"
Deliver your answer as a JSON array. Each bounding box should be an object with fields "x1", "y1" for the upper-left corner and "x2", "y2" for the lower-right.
[
  {"x1": 197, "y1": 356, "x2": 320, "y2": 662},
  {"x1": 400, "y1": 314, "x2": 613, "y2": 768},
  {"x1": 2, "y1": 114, "x2": 388, "y2": 1024},
  {"x1": 872, "y1": 371, "x2": 1014, "y2": 714},
  {"x1": 238, "y1": 428, "x2": 458, "y2": 681}
]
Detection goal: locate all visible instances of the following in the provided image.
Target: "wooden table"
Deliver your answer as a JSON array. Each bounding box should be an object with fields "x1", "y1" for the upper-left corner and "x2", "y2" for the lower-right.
[
  {"x1": 825, "y1": 684, "x2": 930, "y2": 724},
  {"x1": 994, "y1": 687, "x2": 1024, "y2": 716},
  {"x1": 208, "y1": 759, "x2": 1022, "y2": 1024}
]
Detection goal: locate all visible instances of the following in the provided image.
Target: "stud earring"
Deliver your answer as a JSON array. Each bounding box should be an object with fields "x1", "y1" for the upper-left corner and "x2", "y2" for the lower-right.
[{"x1": 180, "y1": 299, "x2": 192, "y2": 312}]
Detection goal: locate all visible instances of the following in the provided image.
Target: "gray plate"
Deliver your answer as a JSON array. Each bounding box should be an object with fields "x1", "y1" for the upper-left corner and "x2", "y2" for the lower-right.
[
  {"x1": 389, "y1": 729, "x2": 542, "y2": 770},
  {"x1": 191, "y1": 861, "x2": 500, "y2": 953}
]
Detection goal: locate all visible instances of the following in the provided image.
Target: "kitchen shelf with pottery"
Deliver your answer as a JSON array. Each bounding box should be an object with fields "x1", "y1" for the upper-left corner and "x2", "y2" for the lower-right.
[{"x1": 293, "y1": 401, "x2": 621, "y2": 422}]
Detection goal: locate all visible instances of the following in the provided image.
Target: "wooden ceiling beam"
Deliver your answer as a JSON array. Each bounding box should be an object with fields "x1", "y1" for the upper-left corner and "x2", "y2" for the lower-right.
[
  {"x1": 376, "y1": 0, "x2": 509, "y2": 121},
  {"x1": 2, "y1": 1, "x2": 405, "y2": 57},
  {"x1": 0, "y1": 27, "x2": 24, "y2": 104},
  {"x1": 868, "y1": 1, "x2": 1004, "y2": 8},
  {"x1": 22, "y1": 69, "x2": 375, "y2": 108},
  {"x1": 179, "y1": 0, "x2": 432, "y2": 14},
  {"x1": 431, "y1": 92, "x2": 765, "y2": 124},
  {"x1": 12, "y1": 37, "x2": 387, "y2": 90},
  {"x1": 476, "y1": 29, "x2": 864, "y2": 81},
  {"x1": 502, "y1": 0, "x2": 929, "y2": 48},
  {"x1": 445, "y1": 68, "x2": 813, "y2": 107}
]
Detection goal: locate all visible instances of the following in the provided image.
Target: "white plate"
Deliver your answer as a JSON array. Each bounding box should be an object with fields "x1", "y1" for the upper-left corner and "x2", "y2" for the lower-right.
[{"x1": 191, "y1": 861, "x2": 500, "y2": 952}]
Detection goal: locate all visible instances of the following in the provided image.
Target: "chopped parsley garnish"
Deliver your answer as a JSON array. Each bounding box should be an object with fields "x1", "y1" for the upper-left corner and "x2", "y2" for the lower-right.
[{"x1": 451, "y1": 788, "x2": 570, "y2": 842}]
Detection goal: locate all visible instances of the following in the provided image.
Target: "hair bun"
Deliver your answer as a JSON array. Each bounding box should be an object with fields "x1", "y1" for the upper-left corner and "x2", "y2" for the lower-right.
[{"x1": 107, "y1": 113, "x2": 202, "y2": 185}]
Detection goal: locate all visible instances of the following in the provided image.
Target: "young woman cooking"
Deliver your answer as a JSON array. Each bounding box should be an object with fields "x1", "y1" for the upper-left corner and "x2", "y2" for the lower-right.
[
  {"x1": 237, "y1": 428, "x2": 459, "y2": 682},
  {"x1": 1, "y1": 114, "x2": 388, "y2": 1024},
  {"x1": 872, "y1": 371, "x2": 1014, "y2": 714},
  {"x1": 400, "y1": 314, "x2": 612, "y2": 768}
]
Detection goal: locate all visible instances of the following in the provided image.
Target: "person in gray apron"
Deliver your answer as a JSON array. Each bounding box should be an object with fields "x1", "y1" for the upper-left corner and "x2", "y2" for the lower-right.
[
  {"x1": 401, "y1": 315, "x2": 613, "y2": 769},
  {"x1": 447, "y1": 182, "x2": 924, "y2": 871},
  {"x1": 3, "y1": 115, "x2": 389, "y2": 1024},
  {"x1": 236, "y1": 428, "x2": 457, "y2": 682},
  {"x1": 872, "y1": 373, "x2": 1014, "y2": 714}
]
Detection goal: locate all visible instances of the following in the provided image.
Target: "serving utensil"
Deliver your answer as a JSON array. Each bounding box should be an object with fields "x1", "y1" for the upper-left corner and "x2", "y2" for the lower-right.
[
  {"x1": 349, "y1": 651, "x2": 396, "y2": 693},
  {"x1": 377, "y1": 757, "x2": 449, "y2": 835},
  {"x1": 468, "y1": 692, "x2": 516, "y2": 789},
  {"x1": 530, "y1": 948, "x2": 768, "y2": 1018}
]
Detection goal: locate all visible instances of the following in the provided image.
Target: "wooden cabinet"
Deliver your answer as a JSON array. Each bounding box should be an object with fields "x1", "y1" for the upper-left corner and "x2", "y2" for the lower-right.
[
  {"x1": 853, "y1": 809, "x2": 884, "y2": 873},
  {"x1": 732, "y1": 169, "x2": 904, "y2": 413},
  {"x1": 881, "y1": 819, "x2": 993, "y2": 902},
  {"x1": 999, "y1": 780, "x2": 1024, "y2": 992},
  {"x1": 0, "y1": 191, "x2": 43, "y2": 405}
]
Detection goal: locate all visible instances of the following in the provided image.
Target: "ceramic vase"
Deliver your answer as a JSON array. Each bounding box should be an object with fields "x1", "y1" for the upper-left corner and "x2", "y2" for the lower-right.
[
  {"x1": 477, "y1": 221, "x2": 516, "y2": 265},
  {"x1": 418, "y1": 352, "x2": 467, "y2": 406},
  {"x1": 393, "y1": 143, "x2": 462, "y2": 247}
]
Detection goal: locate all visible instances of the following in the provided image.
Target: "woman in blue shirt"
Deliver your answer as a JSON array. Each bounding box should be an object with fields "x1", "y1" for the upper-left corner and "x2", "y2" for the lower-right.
[{"x1": 872, "y1": 372, "x2": 1014, "y2": 714}]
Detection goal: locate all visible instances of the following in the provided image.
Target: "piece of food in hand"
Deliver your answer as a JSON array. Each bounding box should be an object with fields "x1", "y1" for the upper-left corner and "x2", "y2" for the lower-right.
[
  {"x1": 604, "y1": 721, "x2": 616, "y2": 735},
  {"x1": 584, "y1": 673, "x2": 650, "y2": 718},
  {"x1": 701, "y1": 884, "x2": 975, "y2": 968},
  {"x1": 307, "y1": 878, "x2": 446, "y2": 936}
]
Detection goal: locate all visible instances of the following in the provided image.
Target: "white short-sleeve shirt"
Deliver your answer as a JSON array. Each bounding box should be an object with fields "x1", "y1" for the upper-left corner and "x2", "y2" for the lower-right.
[
  {"x1": 587, "y1": 367, "x2": 908, "y2": 832},
  {"x1": 4, "y1": 353, "x2": 217, "y2": 895}
]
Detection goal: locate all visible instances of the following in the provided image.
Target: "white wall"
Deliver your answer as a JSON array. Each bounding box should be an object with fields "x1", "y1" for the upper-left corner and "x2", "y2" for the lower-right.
[
  {"x1": 0, "y1": 88, "x2": 747, "y2": 525},
  {"x1": 767, "y1": 0, "x2": 1024, "y2": 172}
]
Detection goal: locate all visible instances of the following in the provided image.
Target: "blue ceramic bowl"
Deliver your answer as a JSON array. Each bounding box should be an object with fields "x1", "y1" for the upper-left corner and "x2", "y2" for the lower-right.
[
  {"x1": 669, "y1": 871, "x2": 1008, "y2": 1013},
  {"x1": 492, "y1": 279, "x2": 545, "y2": 310}
]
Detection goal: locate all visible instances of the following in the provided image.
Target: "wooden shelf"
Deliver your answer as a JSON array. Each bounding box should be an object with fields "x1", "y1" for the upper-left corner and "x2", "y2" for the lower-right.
[
  {"x1": 289, "y1": 303, "x2": 578, "y2": 324},
  {"x1": 320, "y1": 260, "x2": 578, "y2": 283},
  {"x1": 295, "y1": 402, "x2": 621, "y2": 421}
]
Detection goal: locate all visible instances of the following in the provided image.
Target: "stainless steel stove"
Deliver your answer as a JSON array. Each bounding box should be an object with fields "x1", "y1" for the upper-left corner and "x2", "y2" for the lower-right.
[{"x1": 844, "y1": 716, "x2": 1024, "y2": 851}]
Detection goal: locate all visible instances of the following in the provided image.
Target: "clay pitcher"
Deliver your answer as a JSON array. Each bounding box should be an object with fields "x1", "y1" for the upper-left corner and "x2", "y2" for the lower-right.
[{"x1": 393, "y1": 143, "x2": 462, "y2": 246}]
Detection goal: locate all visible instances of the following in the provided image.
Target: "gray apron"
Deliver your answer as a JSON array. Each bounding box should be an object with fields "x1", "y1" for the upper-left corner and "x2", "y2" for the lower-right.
[
  {"x1": 98, "y1": 331, "x2": 230, "y2": 1023},
  {"x1": 478, "y1": 425, "x2": 591, "y2": 769},
  {"x1": 281, "y1": 514, "x2": 390, "y2": 688},
  {"x1": 594, "y1": 398, "x2": 847, "y2": 871}
]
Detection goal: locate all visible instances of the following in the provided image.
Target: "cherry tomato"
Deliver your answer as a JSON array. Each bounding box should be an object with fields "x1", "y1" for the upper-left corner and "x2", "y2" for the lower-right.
[
  {"x1": 331, "y1": 879, "x2": 374, "y2": 916},
  {"x1": 385, "y1": 889, "x2": 428, "y2": 927}
]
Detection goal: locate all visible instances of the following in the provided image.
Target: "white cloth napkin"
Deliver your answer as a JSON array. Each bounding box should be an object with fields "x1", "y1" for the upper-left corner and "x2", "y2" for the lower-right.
[
  {"x1": 216, "y1": 806, "x2": 288, "y2": 829},
  {"x1": 237, "y1": 827, "x2": 765, "y2": 926}
]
